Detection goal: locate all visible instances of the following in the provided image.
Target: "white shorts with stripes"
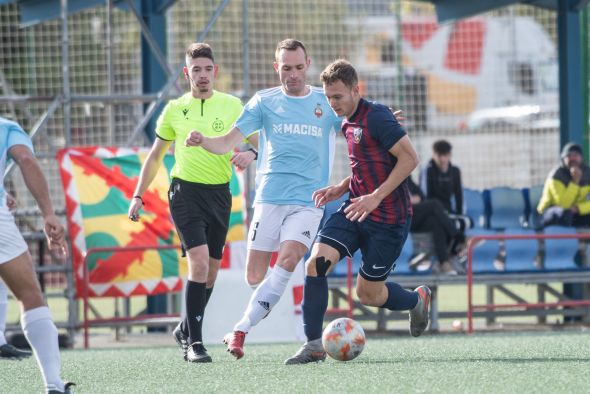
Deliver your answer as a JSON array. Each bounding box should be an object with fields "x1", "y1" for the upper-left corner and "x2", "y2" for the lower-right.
[{"x1": 247, "y1": 203, "x2": 323, "y2": 252}]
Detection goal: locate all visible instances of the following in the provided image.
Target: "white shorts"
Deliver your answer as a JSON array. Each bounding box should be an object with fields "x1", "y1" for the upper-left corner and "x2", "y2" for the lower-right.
[
  {"x1": 0, "y1": 201, "x2": 28, "y2": 265},
  {"x1": 247, "y1": 203, "x2": 323, "y2": 252}
]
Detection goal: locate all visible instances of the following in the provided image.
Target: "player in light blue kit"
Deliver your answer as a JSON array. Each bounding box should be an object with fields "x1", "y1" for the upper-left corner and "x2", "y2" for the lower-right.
[
  {"x1": 0, "y1": 193, "x2": 33, "y2": 360},
  {"x1": 185, "y1": 39, "x2": 342, "y2": 359},
  {"x1": 0, "y1": 117, "x2": 74, "y2": 393}
]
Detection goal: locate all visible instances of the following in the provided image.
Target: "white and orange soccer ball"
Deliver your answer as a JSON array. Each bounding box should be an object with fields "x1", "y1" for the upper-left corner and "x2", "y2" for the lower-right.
[{"x1": 321, "y1": 318, "x2": 365, "y2": 361}]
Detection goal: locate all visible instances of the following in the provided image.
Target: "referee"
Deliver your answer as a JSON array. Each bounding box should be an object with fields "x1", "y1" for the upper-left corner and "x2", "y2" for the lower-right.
[{"x1": 128, "y1": 43, "x2": 255, "y2": 363}]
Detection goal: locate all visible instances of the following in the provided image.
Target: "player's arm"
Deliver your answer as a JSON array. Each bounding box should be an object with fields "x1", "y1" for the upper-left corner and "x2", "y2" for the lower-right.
[
  {"x1": 10, "y1": 145, "x2": 55, "y2": 218},
  {"x1": 312, "y1": 176, "x2": 350, "y2": 208},
  {"x1": 230, "y1": 132, "x2": 260, "y2": 170},
  {"x1": 128, "y1": 137, "x2": 173, "y2": 221},
  {"x1": 373, "y1": 136, "x2": 419, "y2": 201},
  {"x1": 185, "y1": 126, "x2": 245, "y2": 154},
  {"x1": 187, "y1": 91, "x2": 263, "y2": 154},
  {"x1": 392, "y1": 109, "x2": 404, "y2": 124},
  {"x1": 246, "y1": 132, "x2": 259, "y2": 149},
  {"x1": 9, "y1": 144, "x2": 67, "y2": 258},
  {"x1": 344, "y1": 136, "x2": 419, "y2": 222}
]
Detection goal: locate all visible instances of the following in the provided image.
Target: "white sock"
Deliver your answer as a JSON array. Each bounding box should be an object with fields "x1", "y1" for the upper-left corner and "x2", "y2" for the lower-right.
[
  {"x1": 246, "y1": 268, "x2": 271, "y2": 290},
  {"x1": 234, "y1": 265, "x2": 293, "y2": 332},
  {"x1": 21, "y1": 307, "x2": 64, "y2": 392},
  {"x1": 0, "y1": 281, "x2": 7, "y2": 346}
]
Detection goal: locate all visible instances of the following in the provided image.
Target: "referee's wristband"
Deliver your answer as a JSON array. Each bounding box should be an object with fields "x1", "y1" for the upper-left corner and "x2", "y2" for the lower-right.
[
  {"x1": 247, "y1": 148, "x2": 258, "y2": 160},
  {"x1": 133, "y1": 195, "x2": 144, "y2": 205}
]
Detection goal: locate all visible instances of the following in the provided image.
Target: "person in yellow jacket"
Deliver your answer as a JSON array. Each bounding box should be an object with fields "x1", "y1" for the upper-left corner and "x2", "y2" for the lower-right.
[{"x1": 537, "y1": 142, "x2": 590, "y2": 227}]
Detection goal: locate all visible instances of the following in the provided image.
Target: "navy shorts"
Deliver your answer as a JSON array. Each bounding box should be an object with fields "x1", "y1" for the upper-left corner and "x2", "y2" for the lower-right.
[
  {"x1": 317, "y1": 203, "x2": 411, "y2": 281},
  {"x1": 168, "y1": 178, "x2": 231, "y2": 260}
]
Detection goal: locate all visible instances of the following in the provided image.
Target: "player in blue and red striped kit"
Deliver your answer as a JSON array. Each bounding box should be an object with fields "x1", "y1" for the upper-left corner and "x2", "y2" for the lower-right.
[{"x1": 285, "y1": 59, "x2": 431, "y2": 364}]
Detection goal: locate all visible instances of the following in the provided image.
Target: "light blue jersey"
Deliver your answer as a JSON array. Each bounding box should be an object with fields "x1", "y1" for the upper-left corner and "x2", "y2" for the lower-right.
[
  {"x1": 1, "y1": 117, "x2": 34, "y2": 199},
  {"x1": 235, "y1": 86, "x2": 341, "y2": 207}
]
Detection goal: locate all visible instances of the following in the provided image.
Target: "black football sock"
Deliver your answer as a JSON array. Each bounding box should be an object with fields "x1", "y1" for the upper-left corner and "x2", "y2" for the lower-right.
[
  {"x1": 185, "y1": 280, "x2": 207, "y2": 344},
  {"x1": 181, "y1": 286, "x2": 214, "y2": 335},
  {"x1": 205, "y1": 287, "x2": 214, "y2": 305}
]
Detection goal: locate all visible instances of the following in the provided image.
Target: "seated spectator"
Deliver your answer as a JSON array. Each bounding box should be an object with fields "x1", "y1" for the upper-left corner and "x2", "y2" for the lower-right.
[
  {"x1": 420, "y1": 139, "x2": 472, "y2": 253},
  {"x1": 537, "y1": 142, "x2": 589, "y2": 323},
  {"x1": 407, "y1": 177, "x2": 466, "y2": 275},
  {"x1": 538, "y1": 142, "x2": 590, "y2": 227},
  {"x1": 420, "y1": 139, "x2": 463, "y2": 215}
]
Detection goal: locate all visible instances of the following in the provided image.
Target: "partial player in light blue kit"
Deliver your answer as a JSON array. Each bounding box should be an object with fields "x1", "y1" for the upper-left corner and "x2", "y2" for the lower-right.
[
  {"x1": 0, "y1": 192, "x2": 33, "y2": 360},
  {"x1": 1, "y1": 117, "x2": 74, "y2": 393},
  {"x1": 185, "y1": 39, "x2": 342, "y2": 359}
]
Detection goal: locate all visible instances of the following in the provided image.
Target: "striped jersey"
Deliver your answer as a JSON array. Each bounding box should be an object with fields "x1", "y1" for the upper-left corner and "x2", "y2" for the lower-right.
[{"x1": 342, "y1": 98, "x2": 412, "y2": 224}]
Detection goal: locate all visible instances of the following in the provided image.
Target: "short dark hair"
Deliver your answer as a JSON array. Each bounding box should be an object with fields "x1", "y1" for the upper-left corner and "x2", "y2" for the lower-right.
[
  {"x1": 275, "y1": 38, "x2": 308, "y2": 61},
  {"x1": 433, "y1": 140, "x2": 452, "y2": 155},
  {"x1": 320, "y1": 59, "x2": 358, "y2": 89},
  {"x1": 185, "y1": 42, "x2": 214, "y2": 62}
]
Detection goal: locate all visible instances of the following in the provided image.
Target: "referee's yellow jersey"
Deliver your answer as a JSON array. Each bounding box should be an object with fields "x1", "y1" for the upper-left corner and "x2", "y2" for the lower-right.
[{"x1": 156, "y1": 91, "x2": 243, "y2": 184}]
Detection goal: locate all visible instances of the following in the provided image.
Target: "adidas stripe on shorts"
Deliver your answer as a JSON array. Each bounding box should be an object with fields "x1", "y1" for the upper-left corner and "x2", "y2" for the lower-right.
[{"x1": 247, "y1": 203, "x2": 323, "y2": 252}]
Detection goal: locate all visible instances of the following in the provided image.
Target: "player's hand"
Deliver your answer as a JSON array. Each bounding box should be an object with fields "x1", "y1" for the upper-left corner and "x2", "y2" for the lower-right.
[
  {"x1": 230, "y1": 150, "x2": 256, "y2": 170},
  {"x1": 128, "y1": 197, "x2": 143, "y2": 222},
  {"x1": 43, "y1": 214, "x2": 68, "y2": 262},
  {"x1": 185, "y1": 131, "x2": 205, "y2": 147},
  {"x1": 6, "y1": 193, "x2": 17, "y2": 211},
  {"x1": 343, "y1": 194, "x2": 381, "y2": 222},
  {"x1": 312, "y1": 185, "x2": 346, "y2": 208},
  {"x1": 392, "y1": 109, "x2": 405, "y2": 125}
]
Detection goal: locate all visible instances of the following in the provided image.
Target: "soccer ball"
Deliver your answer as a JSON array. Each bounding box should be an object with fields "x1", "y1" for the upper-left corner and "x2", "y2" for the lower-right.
[{"x1": 321, "y1": 318, "x2": 365, "y2": 361}]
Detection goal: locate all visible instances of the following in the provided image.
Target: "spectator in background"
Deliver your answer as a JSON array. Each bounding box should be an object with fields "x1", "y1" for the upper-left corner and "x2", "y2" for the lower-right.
[
  {"x1": 537, "y1": 142, "x2": 589, "y2": 323},
  {"x1": 538, "y1": 142, "x2": 590, "y2": 227},
  {"x1": 421, "y1": 139, "x2": 463, "y2": 214},
  {"x1": 420, "y1": 139, "x2": 471, "y2": 257},
  {"x1": 407, "y1": 177, "x2": 464, "y2": 275}
]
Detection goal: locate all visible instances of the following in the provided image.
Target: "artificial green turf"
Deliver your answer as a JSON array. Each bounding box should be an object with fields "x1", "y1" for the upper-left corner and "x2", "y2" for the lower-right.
[{"x1": 2, "y1": 331, "x2": 589, "y2": 393}]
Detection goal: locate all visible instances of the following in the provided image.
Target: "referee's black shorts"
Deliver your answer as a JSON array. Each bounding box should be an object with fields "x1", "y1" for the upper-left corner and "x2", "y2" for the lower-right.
[{"x1": 168, "y1": 178, "x2": 231, "y2": 260}]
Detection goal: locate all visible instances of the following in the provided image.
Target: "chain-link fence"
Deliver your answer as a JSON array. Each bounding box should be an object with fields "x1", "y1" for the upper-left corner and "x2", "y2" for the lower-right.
[
  {"x1": 0, "y1": 2, "x2": 575, "y2": 324},
  {"x1": 166, "y1": 1, "x2": 561, "y2": 188},
  {"x1": 2, "y1": 2, "x2": 565, "y2": 194}
]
